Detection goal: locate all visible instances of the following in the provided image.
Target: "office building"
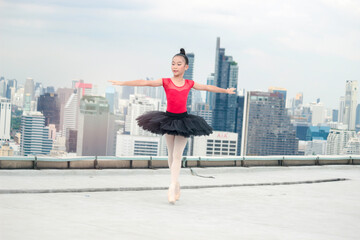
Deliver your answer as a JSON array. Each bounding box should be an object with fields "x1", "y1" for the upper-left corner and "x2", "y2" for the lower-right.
[
  {"x1": 192, "y1": 131, "x2": 238, "y2": 156},
  {"x1": 20, "y1": 112, "x2": 53, "y2": 156},
  {"x1": 212, "y1": 37, "x2": 238, "y2": 132},
  {"x1": 76, "y1": 96, "x2": 115, "y2": 156},
  {"x1": 326, "y1": 128, "x2": 356, "y2": 155},
  {"x1": 0, "y1": 98, "x2": 11, "y2": 141},
  {"x1": 37, "y1": 93, "x2": 60, "y2": 130},
  {"x1": 242, "y1": 91, "x2": 298, "y2": 156},
  {"x1": 342, "y1": 80, "x2": 358, "y2": 130}
]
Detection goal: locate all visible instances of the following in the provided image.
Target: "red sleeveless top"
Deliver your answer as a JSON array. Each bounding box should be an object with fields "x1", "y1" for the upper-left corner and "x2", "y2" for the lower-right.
[{"x1": 162, "y1": 78, "x2": 194, "y2": 113}]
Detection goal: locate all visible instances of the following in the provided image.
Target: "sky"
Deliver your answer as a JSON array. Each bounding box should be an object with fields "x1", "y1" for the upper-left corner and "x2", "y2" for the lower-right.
[{"x1": 0, "y1": 0, "x2": 359, "y2": 109}]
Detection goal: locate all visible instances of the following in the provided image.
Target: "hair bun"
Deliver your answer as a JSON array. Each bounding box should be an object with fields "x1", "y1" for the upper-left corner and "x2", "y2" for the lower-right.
[{"x1": 180, "y1": 48, "x2": 186, "y2": 55}]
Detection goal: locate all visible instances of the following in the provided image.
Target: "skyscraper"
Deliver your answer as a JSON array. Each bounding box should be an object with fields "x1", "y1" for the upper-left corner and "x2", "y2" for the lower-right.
[
  {"x1": 206, "y1": 73, "x2": 215, "y2": 110},
  {"x1": 338, "y1": 96, "x2": 345, "y2": 123},
  {"x1": 124, "y1": 94, "x2": 163, "y2": 136},
  {"x1": 6, "y1": 79, "x2": 17, "y2": 99},
  {"x1": 212, "y1": 37, "x2": 238, "y2": 132},
  {"x1": 0, "y1": 98, "x2": 11, "y2": 141},
  {"x1": 105, "y1": 86, "x2": 118, "y2": 114},
  {"x1": 76, "y1": 96, "x2": 115, "y2": 156},
  {"x1": 23, "y1": 78, "x2": 35, "y2": 112},
  {"x1": 342, "y1": 80, "x2": 358, "y2": 130},
  {"x1": 242, "y1": 91, "x2": 298, "y2": 156},
  {"x1": 326, "y1": 128, "x2": 356, "y2": 155},
  {"x1": 20, "y1": 112, "x2": 53, "y2": 156},
  {"x1": 184, "y1": 53, "x2": 195, "y2": 112},
  {"x1": 56, "y1": 87, "x2": 74, "y2": 135},
  {"x1": 37, "y1": 93, "x2": 60, "y2": 130},
  {"x1": 268, "y1": 86, "x2": 287, "y2": 106}
]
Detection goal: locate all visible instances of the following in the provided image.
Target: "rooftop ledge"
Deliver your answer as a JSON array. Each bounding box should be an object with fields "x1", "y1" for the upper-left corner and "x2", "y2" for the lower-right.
[{"x1": 0, "y1": 155, "x2": 359, "y2": 169}]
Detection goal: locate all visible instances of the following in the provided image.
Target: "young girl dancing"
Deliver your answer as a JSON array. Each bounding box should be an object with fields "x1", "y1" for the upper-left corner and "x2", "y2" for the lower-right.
[{"x1": 109, "y1": 48, "x2": 236, "y2": 204}]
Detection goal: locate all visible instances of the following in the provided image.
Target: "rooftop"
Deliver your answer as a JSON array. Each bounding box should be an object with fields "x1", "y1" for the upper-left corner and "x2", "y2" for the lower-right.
[{"x1": 1, "y1": 165, "x2": 359, "y2": 240}]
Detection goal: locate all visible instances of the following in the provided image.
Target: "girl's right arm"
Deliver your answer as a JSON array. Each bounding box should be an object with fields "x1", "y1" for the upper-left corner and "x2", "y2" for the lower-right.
[{"x1": 108, "y1": 78, "x2": 162, "y2": 87}]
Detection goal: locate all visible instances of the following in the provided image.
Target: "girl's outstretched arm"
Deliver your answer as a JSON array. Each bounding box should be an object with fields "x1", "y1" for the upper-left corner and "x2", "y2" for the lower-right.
[
  {"x1": 108, "y1": 78, "x2": 162, "y2": 87},
  {"x1": 192, "y1": 82, "x2": 236, "y2": 94}
]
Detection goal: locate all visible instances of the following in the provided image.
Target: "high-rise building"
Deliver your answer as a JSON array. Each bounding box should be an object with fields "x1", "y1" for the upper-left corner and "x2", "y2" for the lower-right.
[
  {"x1": 124, "y1": 94, "x2": 164, "y2": 136},
  {"x1": 20, "y1": 112, "x2": 53, "y2": 156},
  {"x1": 116, "y1": 134, "x2": 162, "y2": 156},
  {"x1": 0, "y1": 78, "x2": 6, "y2": 98},
  {"x1": 355, "y1": 104, "x2": 360, "y2": 132},
  {"x1": 5, "y1": 79, "x2": 17, "y2": 99},
  {"x1": 332, "y1": 109, "x2": 339, "y2": 122},
  {"x1": 343, "y1": 134, "x2": 360, "y2": 155},
  {"x1": 0, "y1": 98, "x2": 11, "y2": 141},
  {"x1": 268, "y1": 87, "x2": 287, "y2": 106},
  {"x1": 295, "y1": 92, "x2": 303, "y2": 107},
  {"x1": 76, "y1": 96, "x2": 115, "y2": 156},
  {"x1": 206, "y1": 73, "x2": 215, "y2": 110},
  {"x1": 105, "y1": 86, "x2": 118, "y2": 114},
  {"x1": 326, "y1": 128, "x2": 356, "y2": 155},
  {"x1": 309, "y1": 102, "x2": 325, "y2": 126},
  {"x1": 342, "y1": 80, "x2": 358, "y2": 130},
  {"x1": 235, "y1": 95, "x2": 245, "y2": 155},
  {"x1": 37, "y1": 93, "x2": 60, "y2": 130},
  {"x1": 183, "y1": 53, "x2": 195, "y2": 112},
  {"x1": 23, "y1": 78, "x2": 35, "y2": 112},
  {"x1": 75, "y1": 80, "x2": 92, "y2": 96},
  {"x1": 242, "y1": 91, "x2": 299, "y2": 156},
  {"x1": 338, "y1": 96, "x2": 345, "y2": 123},
  {"x1": 192, "y1": 131, "x2": 238, "y2": 156},
  {"x1": 212, "y1": 37, "x2": 238, "y2": 132},
  {"x1": 63, "y1": 91, "x2": 79, "y2": 138},
  {"x1": 56, "y1": 88, "x2": 74, "y2": 134},
  {"x1": 304, "y1": 139, "x2": 327, "y2": 155}
]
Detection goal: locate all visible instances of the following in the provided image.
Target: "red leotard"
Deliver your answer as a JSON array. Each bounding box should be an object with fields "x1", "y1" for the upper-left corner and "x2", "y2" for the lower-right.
[{"x1": 162, "y1": 78, "x2": 194, "y2": 113}]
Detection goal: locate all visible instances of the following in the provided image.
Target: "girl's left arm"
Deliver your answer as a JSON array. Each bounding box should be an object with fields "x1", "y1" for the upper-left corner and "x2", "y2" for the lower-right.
[{"x1": 192, "y1": 82, "x2": 236, "y2": 94}]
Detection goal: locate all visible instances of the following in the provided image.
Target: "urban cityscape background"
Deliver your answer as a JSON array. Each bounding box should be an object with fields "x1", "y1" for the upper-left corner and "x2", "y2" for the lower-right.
[
  {"x1": 0, "y1": 36, "x2": 358, "y2": 157},
  {"x1": 1, "y1": 1, "x2": 359, "y2": 158}
]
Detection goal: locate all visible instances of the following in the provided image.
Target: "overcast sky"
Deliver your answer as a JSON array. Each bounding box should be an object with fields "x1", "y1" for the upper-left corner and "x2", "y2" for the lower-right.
[{"x1": 0, "y1": 0, "x2": 359, "y2": 109}]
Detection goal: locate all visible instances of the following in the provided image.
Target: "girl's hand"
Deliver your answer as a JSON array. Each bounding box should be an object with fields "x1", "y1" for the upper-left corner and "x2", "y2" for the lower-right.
[
  {"x1": 226, "y1": 88, "x2": 236, "y2": 94},
  {"x1": 108, "y1": 80, "x2": 123, "y2": 86}
]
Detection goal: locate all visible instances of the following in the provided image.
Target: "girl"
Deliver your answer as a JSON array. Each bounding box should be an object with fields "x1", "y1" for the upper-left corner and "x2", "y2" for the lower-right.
[{"x1": 109, "y1": 48, "x2": 236, "y2": 204}]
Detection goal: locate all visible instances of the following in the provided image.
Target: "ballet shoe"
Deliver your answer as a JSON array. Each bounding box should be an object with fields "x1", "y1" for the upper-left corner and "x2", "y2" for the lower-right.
[
  {"x1": 168, "y1": 183, "x2": 176, "y2": 204},
  {"x1": 175, "y1": 181, "x2": 180, "y2": 201}
]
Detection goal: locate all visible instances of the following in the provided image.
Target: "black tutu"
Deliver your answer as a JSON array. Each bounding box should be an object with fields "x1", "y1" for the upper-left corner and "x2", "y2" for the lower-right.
[{"x1": 136, "y1": 111, "x2": 213, "y2": 138}]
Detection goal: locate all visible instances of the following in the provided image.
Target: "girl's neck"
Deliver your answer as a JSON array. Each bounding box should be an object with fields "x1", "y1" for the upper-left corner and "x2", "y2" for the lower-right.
[{"x1": 172, "y1": 76, "x2": 184, "y2": 81}]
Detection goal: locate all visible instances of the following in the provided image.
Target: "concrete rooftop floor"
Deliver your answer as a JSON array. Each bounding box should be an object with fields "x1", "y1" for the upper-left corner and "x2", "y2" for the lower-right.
[{"x1": 0, "y1": 165, "x2": 359, "y2": 240}]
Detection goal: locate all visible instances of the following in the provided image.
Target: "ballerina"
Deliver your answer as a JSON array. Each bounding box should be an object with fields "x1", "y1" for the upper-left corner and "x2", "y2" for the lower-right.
[{"x1": 109, "y1": 48, "x2": 236, "y2": 204}]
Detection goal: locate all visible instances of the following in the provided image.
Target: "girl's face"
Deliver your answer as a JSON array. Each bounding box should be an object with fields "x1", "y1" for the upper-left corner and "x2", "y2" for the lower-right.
[{"x1": 171, "y1": 56, "x2": 188, "y2": 77}]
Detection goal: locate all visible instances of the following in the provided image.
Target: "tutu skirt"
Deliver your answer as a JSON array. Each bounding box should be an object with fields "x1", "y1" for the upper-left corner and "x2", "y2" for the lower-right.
[{"x1": 136, "y1": 111, "x2": 213, "y2": 138}]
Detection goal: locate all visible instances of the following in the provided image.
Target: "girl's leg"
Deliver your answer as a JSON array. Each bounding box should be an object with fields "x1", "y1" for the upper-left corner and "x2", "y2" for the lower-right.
[
  {"x1": 164, "y1": 134, "x2": 175, "y2": 168},
  {"x1": 170, "y1": 135, "x2": 188, "y2": 185}
]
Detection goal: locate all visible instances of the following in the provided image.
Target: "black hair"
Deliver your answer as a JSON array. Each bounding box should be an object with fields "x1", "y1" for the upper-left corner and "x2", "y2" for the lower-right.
[{"x1": 173, "y1": 48, "x2": 189, "y2": 65}]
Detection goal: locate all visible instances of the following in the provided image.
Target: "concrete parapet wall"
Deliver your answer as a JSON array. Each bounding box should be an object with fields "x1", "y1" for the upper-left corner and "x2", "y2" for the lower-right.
[
  {"x1": 1, "y1": 155, "x2": 360, "y2": 169},
  {"x1": 151, "y1": 160, "x2": 169, "y2": 168},
  {"x1": 0, "y1": 160, "x2": 33, "y2": 169},
  {"x1": 37, "y1": 161, "x2": 68, "y2": 169},
  {"x1": 98, "y1": 159, "x2": 131, "y2": 168},
  {"x1": 318, "y1": 159, "x2": 350, "y2": 165},
  {"x1": 199, "y1": 160, "x2": 235, "y2": 167},
  {"x1": 243, "y1": 160, "x2": 279, "y2": 167},
  {"x1": 132, "y1": 160, "x2": 148, "y2": 168},
  {"x1": 283, "y1": 160, "x2": 316, "y2": 166},
  {"x1": 69, "y1": 160, "x2": 94, "y2": 169}
]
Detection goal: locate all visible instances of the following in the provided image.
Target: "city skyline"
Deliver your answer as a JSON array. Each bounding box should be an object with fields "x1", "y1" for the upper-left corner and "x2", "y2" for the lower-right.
[{"x1": 1, "y1": 0, "x2": 360, "y2": 110}]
